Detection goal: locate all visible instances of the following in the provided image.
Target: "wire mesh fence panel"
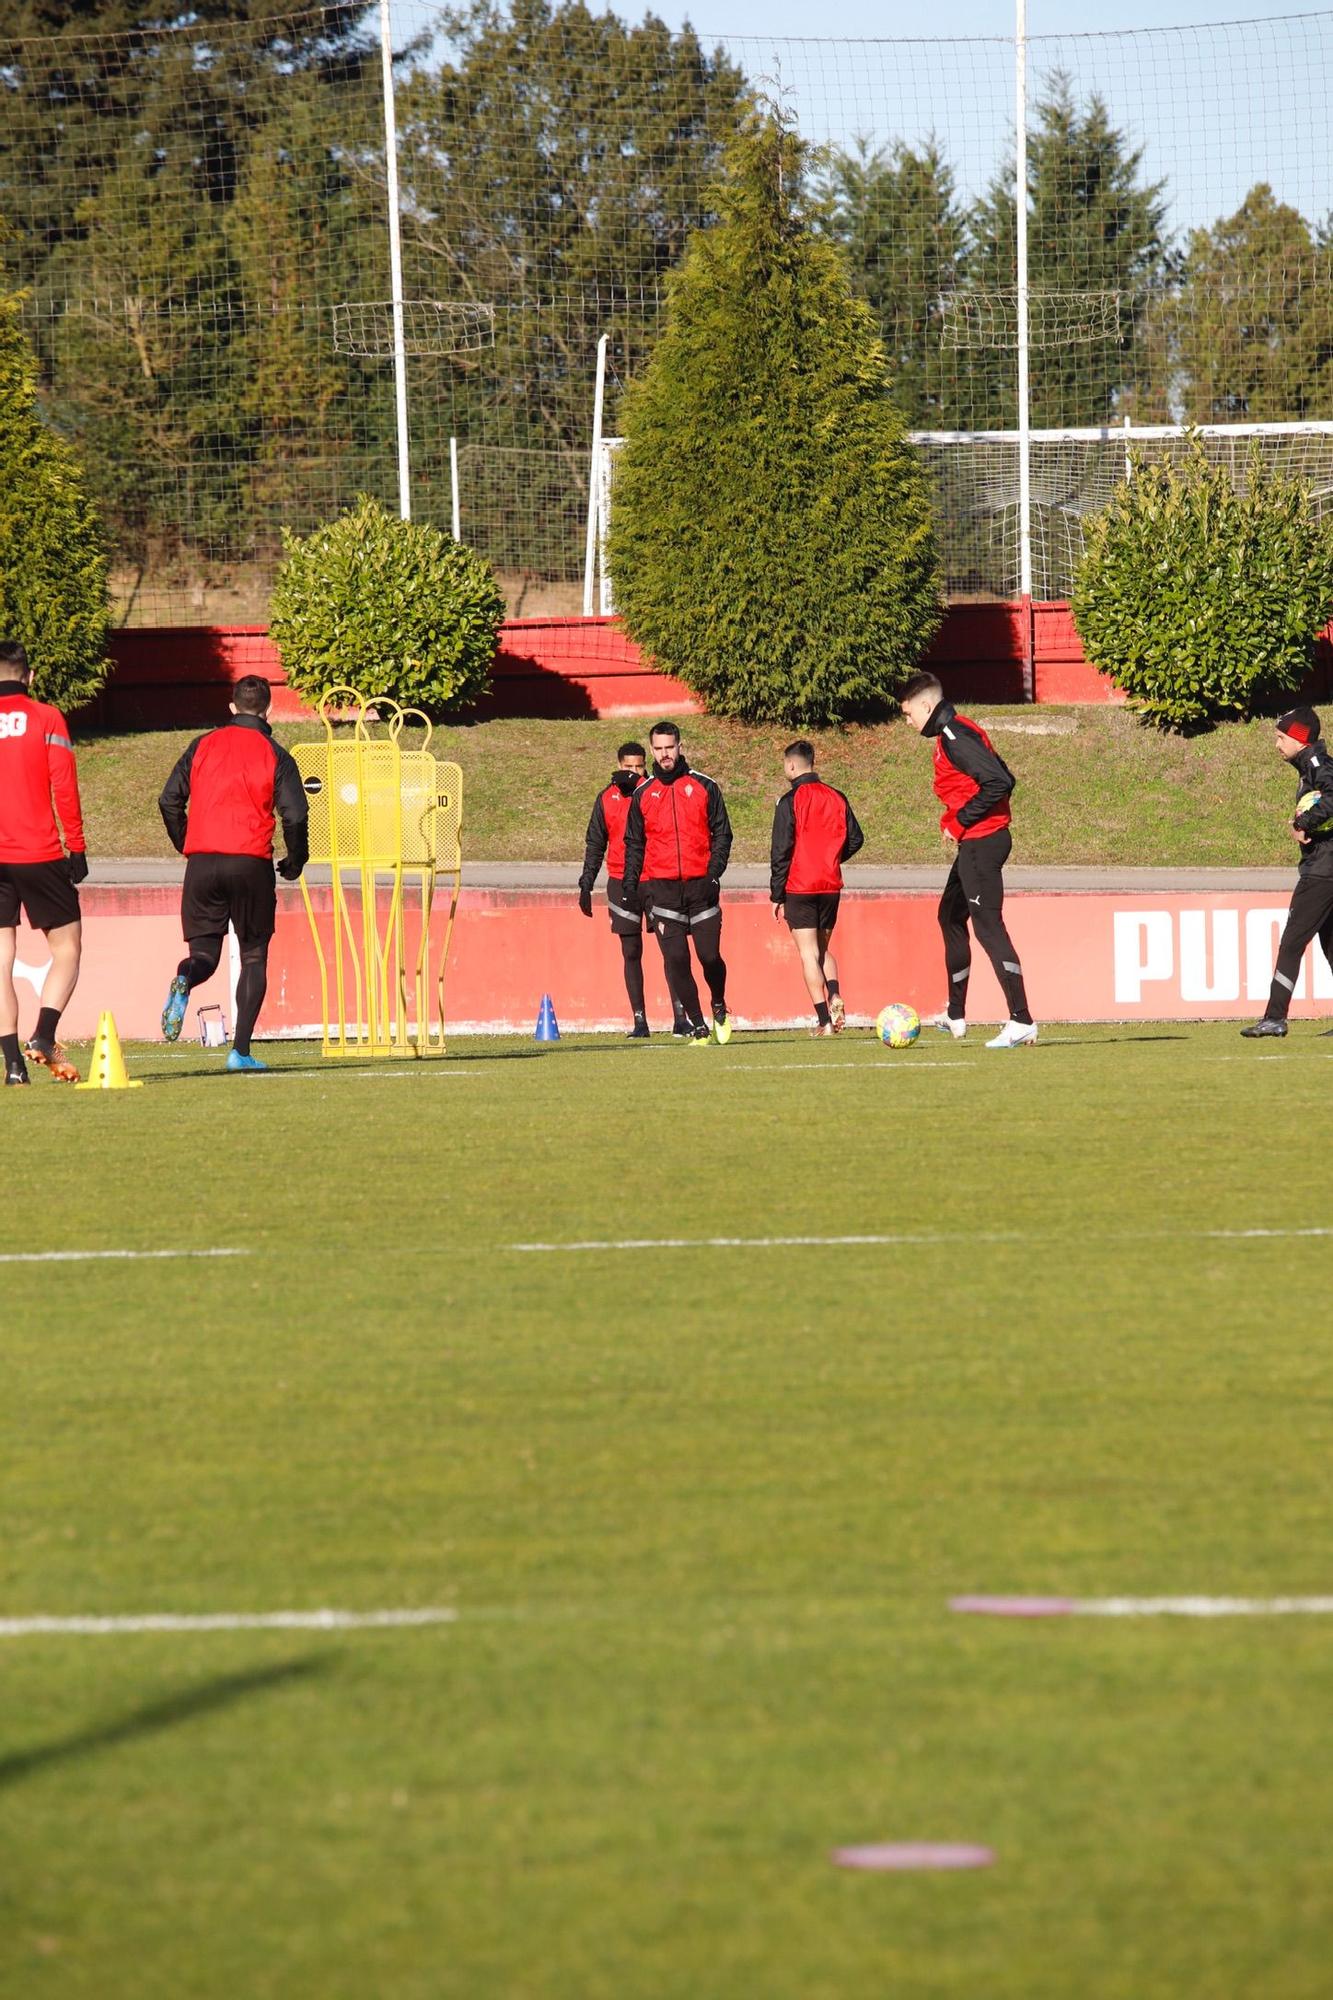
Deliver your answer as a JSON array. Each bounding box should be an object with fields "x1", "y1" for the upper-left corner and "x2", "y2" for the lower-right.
[{"x1": 5, "y1": 5, "x2": 1333, "y2": 620}]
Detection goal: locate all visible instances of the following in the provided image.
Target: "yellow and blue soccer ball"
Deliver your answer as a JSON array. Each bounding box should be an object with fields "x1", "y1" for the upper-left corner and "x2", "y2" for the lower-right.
[
  {"x1": 1296, "y1": 789, "x2": 1333, "y2": 832},
  {"x1": 876, "y1": 1002, "x2": 920, "y2": 1049}
]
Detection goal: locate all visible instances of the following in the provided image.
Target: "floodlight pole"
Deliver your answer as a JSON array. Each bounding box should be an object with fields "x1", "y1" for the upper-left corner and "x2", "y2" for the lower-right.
[
  {"x1": 583, "y1": 333, "x2": 609, "y2": 617},
  {"x1": 1015, "y1": 0, "x2": 1034, "y2": 697},
  {"x1": 449, "y1": 436, "x2": 461, "y2": 540},
  {"x1": 379, "y1": 0, "x2": 411, "y2": 520}
]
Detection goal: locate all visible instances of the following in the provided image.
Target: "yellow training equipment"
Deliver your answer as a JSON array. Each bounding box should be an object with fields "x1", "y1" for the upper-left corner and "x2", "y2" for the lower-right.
[{"x1": 293, "y1": 691, "x2": 463, "y2": 1058}]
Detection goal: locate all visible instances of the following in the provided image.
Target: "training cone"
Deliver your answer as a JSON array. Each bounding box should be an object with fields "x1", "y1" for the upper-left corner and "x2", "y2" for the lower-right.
[
  {"x1": 534, "y1": 993, "x2": 560, "y2": 1043},
  {"x1": 74, "y1": 1011, "x2": 144, "y2": 1091}
]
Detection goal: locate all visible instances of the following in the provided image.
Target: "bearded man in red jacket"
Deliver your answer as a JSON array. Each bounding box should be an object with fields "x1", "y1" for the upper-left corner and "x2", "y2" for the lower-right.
[{"x1": 621, "y1": 721, "x2": 734, "y2": 1046}]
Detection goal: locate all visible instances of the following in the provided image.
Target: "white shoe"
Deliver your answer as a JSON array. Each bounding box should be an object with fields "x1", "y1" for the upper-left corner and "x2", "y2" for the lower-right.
[
  {"x1": 985, "y1": 1020, "x2": 1038, "y2": 1049},
  {"x1": 923, "y1": 1011, "x2": 967, "y2": 1041}
]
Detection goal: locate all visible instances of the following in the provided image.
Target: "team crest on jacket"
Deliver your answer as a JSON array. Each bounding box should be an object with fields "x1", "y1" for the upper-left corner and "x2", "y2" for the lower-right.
[{"x1": 685, "y1": 784, "x2": 693, "y2": 796}]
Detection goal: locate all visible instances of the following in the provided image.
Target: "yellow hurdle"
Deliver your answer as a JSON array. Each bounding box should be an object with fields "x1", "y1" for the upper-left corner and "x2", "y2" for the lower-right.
[{"x1": 293, "y1": 691, "x2": 463, "y2": 1059}]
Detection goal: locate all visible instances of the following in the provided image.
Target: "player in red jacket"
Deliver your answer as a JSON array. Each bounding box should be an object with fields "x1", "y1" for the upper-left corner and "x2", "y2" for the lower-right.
[
  {"x1": 769, "y1": 740, "x2": 864, "y2": 1035},
  {"x1": 621, "y1": 721, "x2": 734, "y2": 1045},
  {"x1": 900, "y1": 671, "x2": 1037, "y2": 1048},
  {"x1": 157, "y1": 675, "x2": 308, "y2": 1072},
  {"x1": 577, "y1": 740, "x2": 690, "y2": 1039},
  {"x1": 0, "y1": 641, "x2": 88, "y2": 1086}
]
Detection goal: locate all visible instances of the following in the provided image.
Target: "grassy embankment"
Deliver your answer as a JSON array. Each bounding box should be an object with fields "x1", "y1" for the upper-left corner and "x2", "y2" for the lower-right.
[{"x1": 79, "y1": 707, "x2": 1301, "y2": 867}]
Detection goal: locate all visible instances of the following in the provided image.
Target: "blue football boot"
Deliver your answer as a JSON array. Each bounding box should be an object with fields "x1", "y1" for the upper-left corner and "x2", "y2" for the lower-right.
[
  {"x1": 161, "y1": 975, "x2": 189, "y2": 1043},
  {"x1": 226, "y1": 1050, "x2": 269, "y2": 1074}
]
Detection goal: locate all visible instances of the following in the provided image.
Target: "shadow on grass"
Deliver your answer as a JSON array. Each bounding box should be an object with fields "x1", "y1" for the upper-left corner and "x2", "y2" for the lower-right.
[{"x1": 0, "y1": 1655, "x2": 330, "y2": 1792}]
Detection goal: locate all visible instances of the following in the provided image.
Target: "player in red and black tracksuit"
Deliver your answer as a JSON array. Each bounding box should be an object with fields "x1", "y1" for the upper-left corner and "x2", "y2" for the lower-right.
[
  {"x1": 158, "y1": 674, "x2": 308, "y2": 1070},
  {"x1": 621, "y1": 720, "x2": 734, "y2": 1044},
  {"x1": 1242, "y1": 704, "x2": 1333, "y2": 1037},
  {"x1": 578, "y1": 740, "x2": 672, "y2": 1038},
  {"x1": 769, "y1": 739, "x2": 864, "y2": 1035},
  {"x1": 900, "y1": 671, "x2": 1035, "y2": 1047},
  {"x1": 0, "y1": 640, "x2": 88, "y2": 1086}
]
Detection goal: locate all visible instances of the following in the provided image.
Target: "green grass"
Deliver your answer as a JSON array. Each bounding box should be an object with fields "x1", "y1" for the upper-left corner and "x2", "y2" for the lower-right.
[
  {"x1": 3, "y1": 1023, "x2": 1331, "y2": 1997},
  {"x1": 80, "y1": 708, "x2": 1303, "y2": 866}
]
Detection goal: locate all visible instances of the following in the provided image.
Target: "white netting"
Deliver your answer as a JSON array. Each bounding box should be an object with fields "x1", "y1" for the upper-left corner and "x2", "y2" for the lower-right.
[
  {"x1": 4, "y1": 3, "x2": 1333, "y2": 618},
  {"x1": 938, "y1": 288, "x2": 1127, "y2": 350},
  {"x1": 331, "y1": 300, "x2": 496, "y2": 357}
]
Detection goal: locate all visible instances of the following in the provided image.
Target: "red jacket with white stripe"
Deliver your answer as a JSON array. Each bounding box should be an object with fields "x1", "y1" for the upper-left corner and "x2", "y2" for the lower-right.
[
  {"x1": 621, "y1": 759, "x2": 732, "y2": 893},
  {"x1": 923, "y1": 701, "x2": 1015, "y2": 841},
  {"x1": 578, "y1": 771, "x2": 639, "y2": 888},
  {"x1": 0, "y1": 687, "x2": 85, "y2": 863},
  {"x1": 769, "y1": 773, "x2": 865, "y2": 898}
]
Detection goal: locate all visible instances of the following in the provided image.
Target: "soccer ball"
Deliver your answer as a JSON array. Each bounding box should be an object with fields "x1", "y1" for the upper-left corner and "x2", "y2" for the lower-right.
[
  {"x1": 1296, "y1": 789, "x2": 1333, "y2": 832},
  {"x1": 876, "y1": 1002, "x2": 920, "y2": 1049}
]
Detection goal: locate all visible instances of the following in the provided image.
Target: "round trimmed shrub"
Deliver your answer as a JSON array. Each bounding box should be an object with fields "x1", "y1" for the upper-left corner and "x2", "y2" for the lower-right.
[
  {"x1": 607, "y1": 114, "x2": 941, "y2": 725},
  {"x1": 0, "y1": 288, "x2": 109, "y2": 713},
  {"x1": 1072, "y1": 439, "x2": 1333, "y2": 727},
  {"x1": 269, "y1": 494, "x2": 506, "y2": 717}
]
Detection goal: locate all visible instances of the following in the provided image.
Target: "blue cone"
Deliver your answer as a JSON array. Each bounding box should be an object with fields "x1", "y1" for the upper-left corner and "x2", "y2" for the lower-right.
[{"x1": 534, "y1": 993, "x2": 560, "y2": 1042}]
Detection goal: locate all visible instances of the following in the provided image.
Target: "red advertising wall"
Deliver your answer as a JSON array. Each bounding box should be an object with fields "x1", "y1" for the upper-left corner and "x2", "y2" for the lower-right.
[{"x1": 17, "y1": 887, "x2": 1324, "y2": 1043}]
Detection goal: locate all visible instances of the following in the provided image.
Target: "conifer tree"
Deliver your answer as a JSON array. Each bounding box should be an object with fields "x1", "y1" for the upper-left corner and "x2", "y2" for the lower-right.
[
  {"x1": 0, "y1": 283, "x2": 109, "y2": 712},
  {"x1": 608, "y1": 112, "x2": 941, "y2": 725}
]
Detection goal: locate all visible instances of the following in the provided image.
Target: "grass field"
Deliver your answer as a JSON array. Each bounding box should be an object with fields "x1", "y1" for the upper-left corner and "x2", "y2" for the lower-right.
[
  {"x1": 78, "y1": 707, "x2": 1304, "y2": 867},
  {"x1": 5, "y1": 1024, "x2": 1332, "y2": 1999}
]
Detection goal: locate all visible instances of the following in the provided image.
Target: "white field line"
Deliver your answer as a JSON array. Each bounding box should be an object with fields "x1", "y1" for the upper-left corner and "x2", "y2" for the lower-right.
[
  {"x1": 0, "y1": 1248, "x2": 250, "y2": 1266},
  {"x1": 0, "y1": 1607, "x2": 457, "y2": 1639},
  {"x1": 508, "y1": 1226, "x2": 1333, "y2": 1254},
  {"x1": 953, "y1": 1596, "x2": 1333, "y2": 1619}
]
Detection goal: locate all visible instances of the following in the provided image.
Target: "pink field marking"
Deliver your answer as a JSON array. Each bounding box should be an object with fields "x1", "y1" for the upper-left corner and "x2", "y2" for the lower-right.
[
  {"x1": 832, "y1": 1843, "x2": 995, "y2": 1872},
  {"x1": 951, "y1": 1596, "x2": 1077, "y2": 1618}
]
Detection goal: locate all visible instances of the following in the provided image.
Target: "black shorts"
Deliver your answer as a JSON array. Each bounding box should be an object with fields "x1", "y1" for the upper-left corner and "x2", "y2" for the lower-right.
[
  {"x1": 644, "y1": 876, "x2": 721, "y2": 930},
  {"x1": 0, "y1": 859, "x2": 81, "y2": 932},
  {"x1": 182, "y1": 854, "x2": 276, "y2": 950},
  {"x1": 606, "y1": 875, "x2": 642, "y2": 938},
  {"x1": 783, "y1": 892, "x2": 840, "y2": 934}
]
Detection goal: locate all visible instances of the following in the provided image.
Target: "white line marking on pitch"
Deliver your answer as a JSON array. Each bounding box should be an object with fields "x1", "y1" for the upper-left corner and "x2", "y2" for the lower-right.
[
  {"x1": 952, "y1": 1595, "x2": 1333, "y2": 1618},
  {"x1": 0, "y1": 1248, "x2": 251, "y2": 1266},
  {"x1": 508, "y1": 1226, "x2": 1333, "y2": 1254},
  {"x1": 0, "y1": 1607, "x2": 457, "y2": 1638}
]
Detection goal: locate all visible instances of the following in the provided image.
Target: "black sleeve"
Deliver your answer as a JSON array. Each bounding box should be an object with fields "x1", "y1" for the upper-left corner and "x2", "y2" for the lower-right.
[
  {"x1": 707, "y1": 779, "x2": 733, "y2": 881},
  {"x1": 841, "y1": 793, "x2": 865, "y2": 862},
  {"x1": 944, "y1": 722, "x2": 1015, "y2": 829},
  {"x1": 578, "y1": 795, "x2": 609, "y2": 892},
  {"x1": 273, "y1": 745, "x2": 310, "y2": 871},
  {"x1": 157, "y1": 736, "x2": 202, "y2": 854},
  {"x1": 769, "y1": 792, "x2": 795, "y2": 901},
  {"x1": 1294, "y1": 752, "x2": 1333, "y2": 835},
  {"x1": 621, "y1": 789, "x2": 646, "y2": 899}
]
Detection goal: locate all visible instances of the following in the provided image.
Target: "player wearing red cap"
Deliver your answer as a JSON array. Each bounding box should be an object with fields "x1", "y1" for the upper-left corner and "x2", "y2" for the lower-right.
[
  {"x1": 0, "y1": 641, "x2": 87, "y2": 1087},
  {"x1": 1242, "y1": 704, "x2": 1333, "y2": 1038}
]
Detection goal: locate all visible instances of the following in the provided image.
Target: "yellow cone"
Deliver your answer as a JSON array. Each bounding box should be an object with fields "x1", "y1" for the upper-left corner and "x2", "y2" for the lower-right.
[{"x1": 74, "y1": 1011, "x2": 144, "y2": 1091}]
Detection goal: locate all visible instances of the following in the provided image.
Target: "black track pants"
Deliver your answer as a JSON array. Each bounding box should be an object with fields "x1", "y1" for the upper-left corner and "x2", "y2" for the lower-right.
[
  {"x1": 647, "y1": 877, "x2": 727, "y2": 1025},
  {"x1": 938, "y1": 829, "x2": 1031, "y2": 1025},
  {"x1": 1264, "y1": 866, "x2": 1333, "y2": 1020},
  {"x1": 619, "y1": 931, "x2": 646, "y2": 1017}
]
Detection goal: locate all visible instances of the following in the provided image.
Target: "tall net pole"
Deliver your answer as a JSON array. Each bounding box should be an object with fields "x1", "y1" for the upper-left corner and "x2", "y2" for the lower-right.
[
  {"x1": 1015, "y1": 0, "x2": 1034, "y2": 696},
  {"x1": 379, "y1": 0, "x2": 411, "y2": 520}
]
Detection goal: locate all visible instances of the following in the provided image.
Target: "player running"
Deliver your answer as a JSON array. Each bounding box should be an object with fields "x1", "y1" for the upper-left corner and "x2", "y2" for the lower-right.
[
  {"x1": 621, "y1": 720, "x2": 734, "y2": 1045},
  {"x1": 769, "y1": 739, "x2": 864, "y2": 1036},
  {"x1": 1242, "y1": 704, "x2": 1333, "y2": 1038},
  {"x1": 0, "y1": 641, "x2": 88, "y2": 1086},
  {"x1": 157, "y1": 674, "x2": 308, "y2": 1072},
  {"x1": 899, "y1": 671, "x2": 1037, "y2": 1049}
]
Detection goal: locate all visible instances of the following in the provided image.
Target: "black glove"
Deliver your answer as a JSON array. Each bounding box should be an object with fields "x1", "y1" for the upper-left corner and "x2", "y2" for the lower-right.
[
  {"x1": 577, "y1": 885, "x2": 594, "y2": 918},
  {"x1": 66, "y1": 852, "x2": 89, "y2": 885},
  {"x1": 277, "y1": 855, "x2": 304, "y2": 882},
  {"x1": 706, "y1": 878, "x2": 721, "y2": 904}
]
